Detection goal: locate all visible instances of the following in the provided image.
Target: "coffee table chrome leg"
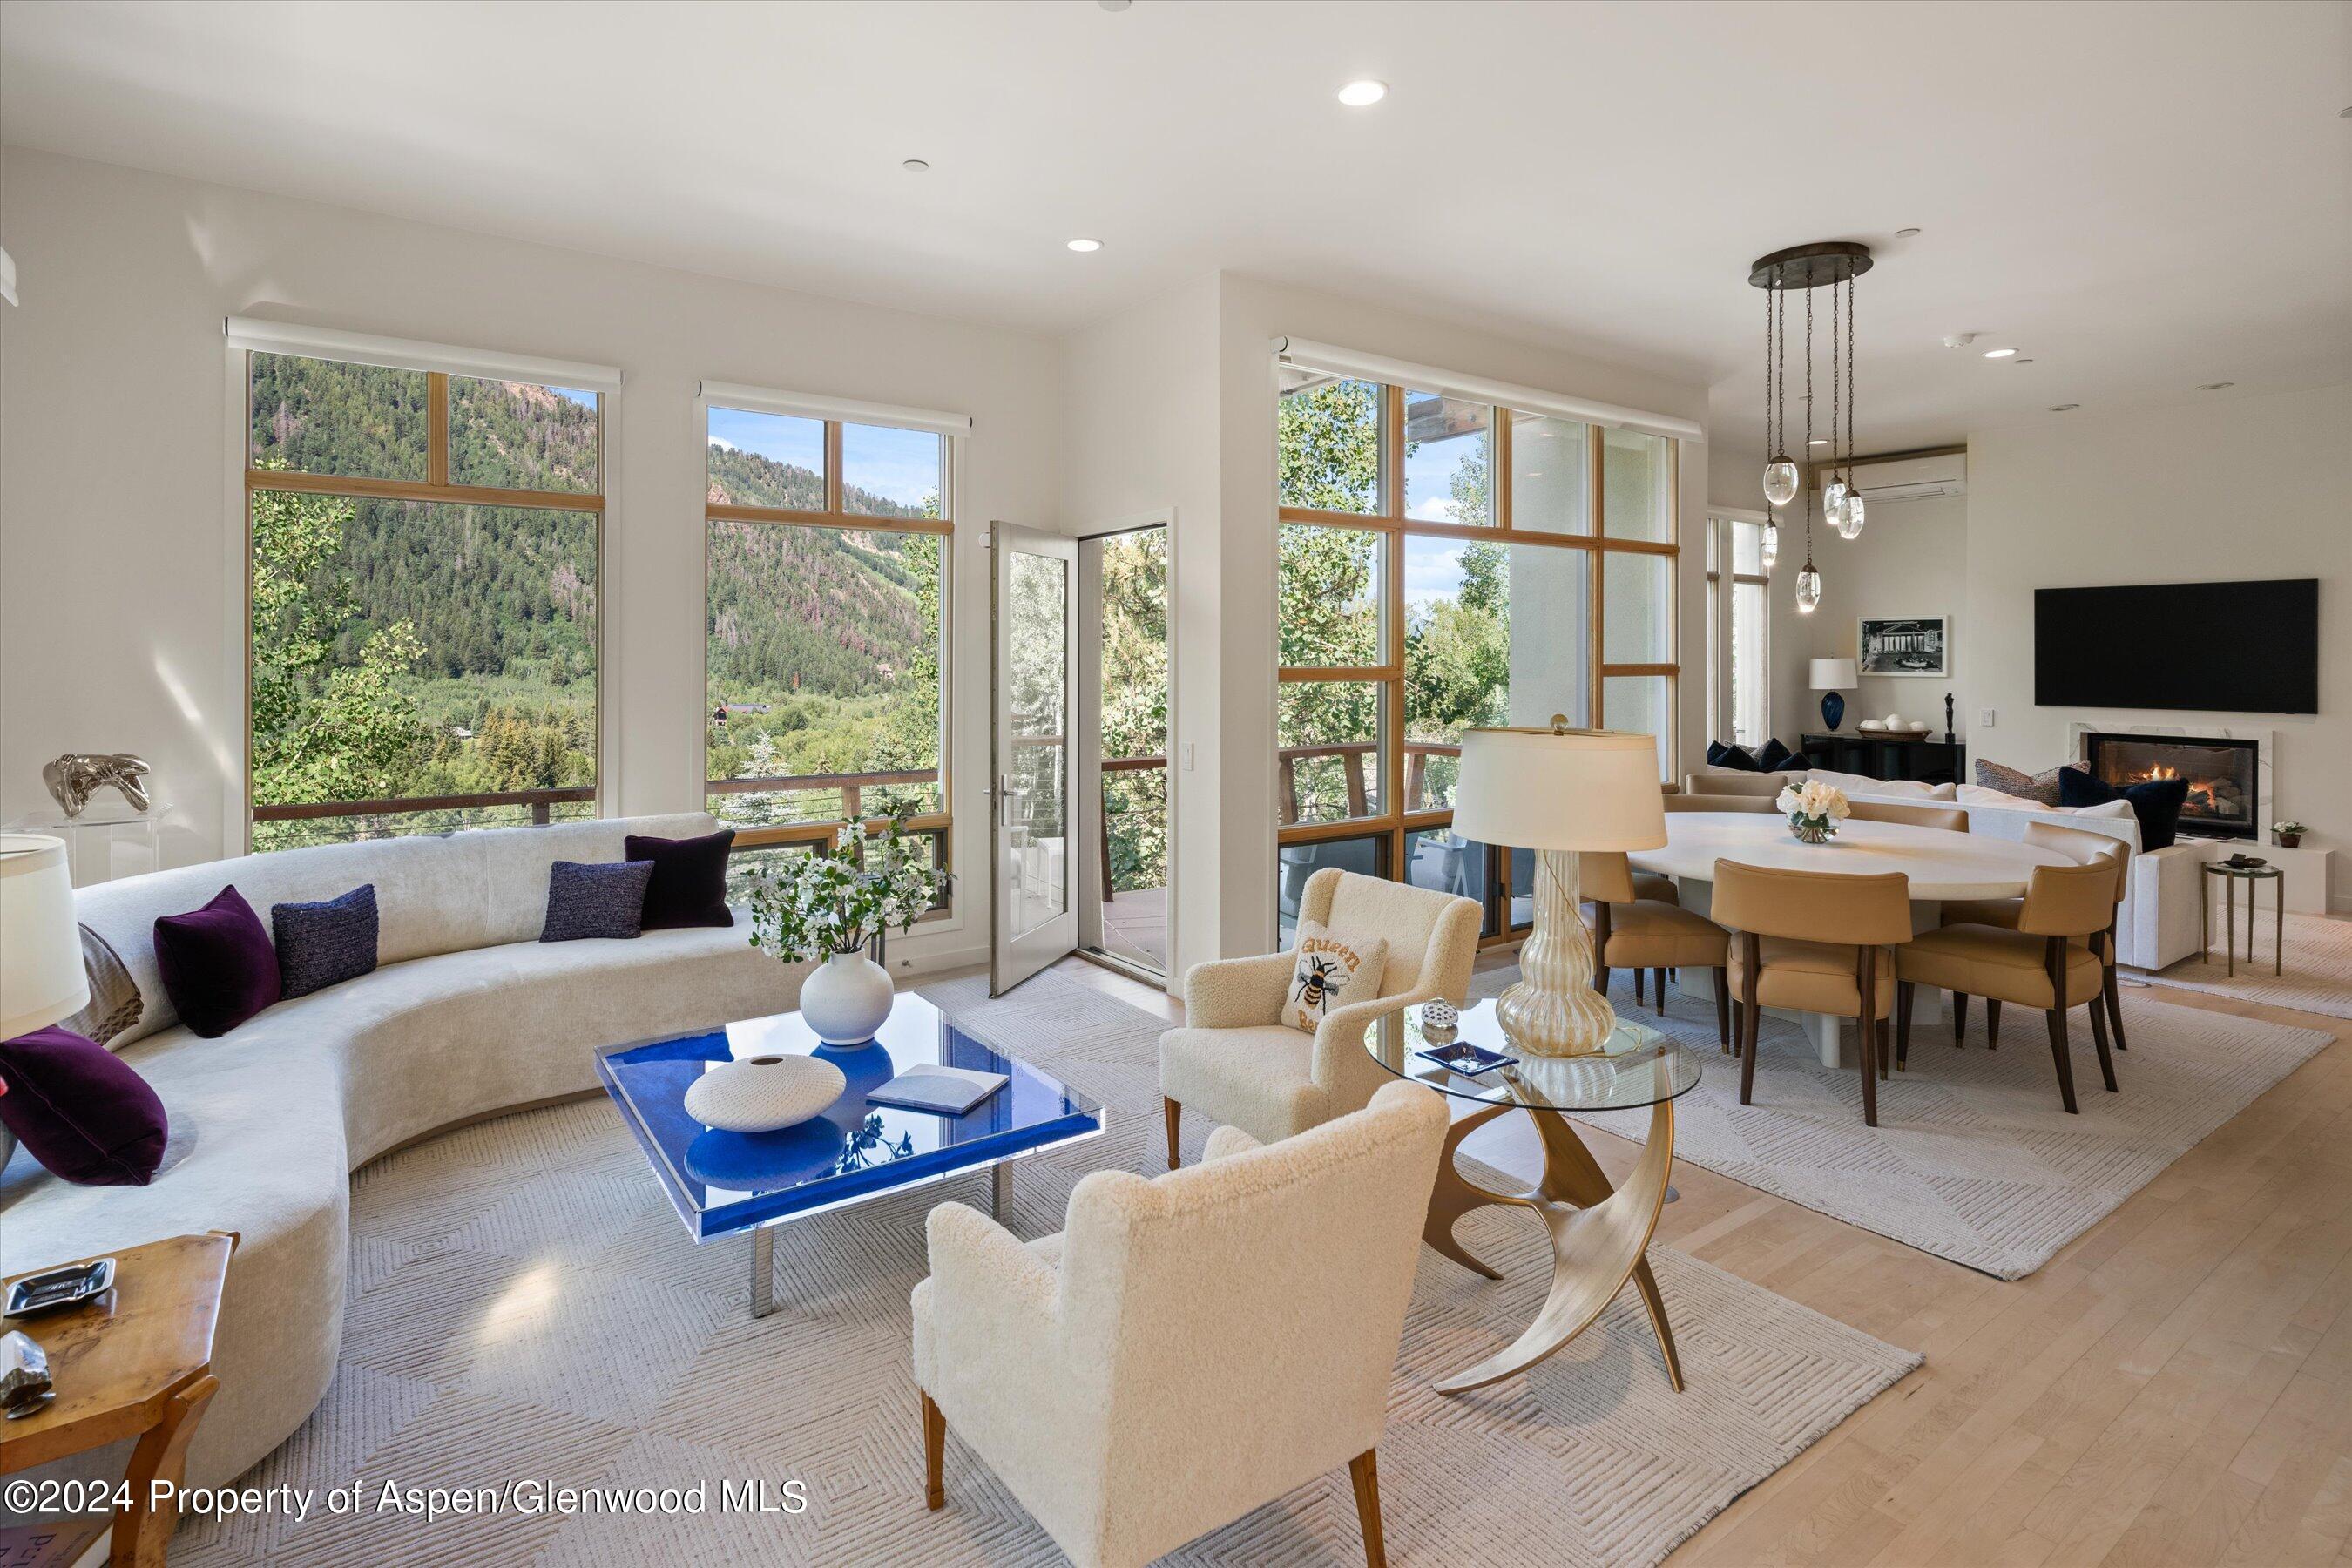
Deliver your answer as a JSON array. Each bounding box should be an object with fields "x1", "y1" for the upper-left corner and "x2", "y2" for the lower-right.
[
  {"x1": 991, "y1": 1160, "x2": 1012, "y2": 1223},
  {"x1": 751, "y1": 1224, "x2": 775, "y2": 1319}
]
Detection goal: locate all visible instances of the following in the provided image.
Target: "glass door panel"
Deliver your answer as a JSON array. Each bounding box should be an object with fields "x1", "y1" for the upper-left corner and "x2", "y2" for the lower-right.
[{"x1": 992, "y1": 524, "x2": 1078, "y2": 994}]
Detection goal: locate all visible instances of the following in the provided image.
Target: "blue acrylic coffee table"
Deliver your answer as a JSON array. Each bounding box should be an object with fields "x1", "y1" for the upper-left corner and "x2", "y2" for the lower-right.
[{"x1": 596, "y1": 992, "x2": 1105, "y2": 1317}]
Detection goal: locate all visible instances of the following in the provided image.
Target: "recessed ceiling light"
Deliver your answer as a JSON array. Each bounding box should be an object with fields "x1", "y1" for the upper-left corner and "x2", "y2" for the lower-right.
[
  {"x1": 1066, "y1": 238, "x2": 1103, "y2": 253},
  {"x1": 2199, "y1": 381, "x2": 2234, "y2": 391},
  {"x1": 1984, "y1": 348, "x2": 2017, "y2": 359},
  {"x1": 1337, "y1": 79, "x2": 1389, "y2": 107},
  {"x1": 1895, "y1": 226, "x2": 1922, "y2": 238},
  {"x1": 1808, "y1": 438, "x2": 1830, "y2": 447},
  {"x1": 902, "y1": 159, "x2": 929, "y2": 172},
  {"x1": 2051, "y1": 403, "x2": 2079, "y2": 411}
]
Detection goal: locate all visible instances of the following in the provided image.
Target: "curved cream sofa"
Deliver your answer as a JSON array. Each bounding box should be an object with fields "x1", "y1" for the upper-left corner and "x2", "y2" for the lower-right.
[{"x1": 0, "y1": 813, "x2": 805, "y2": 1490}]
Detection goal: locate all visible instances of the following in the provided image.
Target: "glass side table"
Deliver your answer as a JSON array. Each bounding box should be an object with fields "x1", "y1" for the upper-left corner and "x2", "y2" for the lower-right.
[
  {"x1": 1366, "y1": 999, "x2": 1700, "y2": 1395},
  {"x1": 2200, "y1": 860, "x2": 2284, "y2": 977}
]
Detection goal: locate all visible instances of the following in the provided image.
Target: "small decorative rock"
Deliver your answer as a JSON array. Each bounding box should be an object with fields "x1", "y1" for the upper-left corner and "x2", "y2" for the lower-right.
[{"x1": 683, "y1": 1054, "x2": 848, "y2": 1133}]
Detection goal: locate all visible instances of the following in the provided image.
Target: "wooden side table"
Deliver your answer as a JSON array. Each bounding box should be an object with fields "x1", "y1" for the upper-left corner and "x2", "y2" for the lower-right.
[
  {"x1": 2200, "y1": 862, "x2": 2284, "y2": 977},
  {"x1": 0, "y1": 1233, "x2": 234, "y2": 1568}
]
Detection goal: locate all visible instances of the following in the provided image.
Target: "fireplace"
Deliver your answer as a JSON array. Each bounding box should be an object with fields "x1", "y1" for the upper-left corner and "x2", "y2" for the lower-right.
[{"x1": 2082, "y1": 733, "x2": 2258, "y2": 840}]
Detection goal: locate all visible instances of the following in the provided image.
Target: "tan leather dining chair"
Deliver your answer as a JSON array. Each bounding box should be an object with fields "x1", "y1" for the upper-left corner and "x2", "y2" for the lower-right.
[
  {"x1": 1897, "y1": 859, "x2": 2120, "y2": 1113},
  {"x1": 1845, "y1": 801, "x2": 1970, "y2": 832},
  {"x1": 1712, "y1": 862, "x2": 1914, "y2": 1126},
  {"x1": 1681, "y1": 772, "x2": 1793, "y2": 799},
  {"x1": 1580, "y1": 851, "x2": 1732, "y2": 1048},
  {"x1": 1938, "y1": 821, "x2": 2132, "y2": 1053}
]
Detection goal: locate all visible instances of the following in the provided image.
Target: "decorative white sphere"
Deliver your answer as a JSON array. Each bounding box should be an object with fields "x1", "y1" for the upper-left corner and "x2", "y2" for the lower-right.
[{"x1": 683, "y1": 1053, "x2": 847, "y2": 1133}]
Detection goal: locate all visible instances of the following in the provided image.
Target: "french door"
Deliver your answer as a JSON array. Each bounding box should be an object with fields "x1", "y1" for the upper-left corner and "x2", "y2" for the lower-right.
[{"x1": 989, "y1": 522, "x2": 1079, "y2": 994}]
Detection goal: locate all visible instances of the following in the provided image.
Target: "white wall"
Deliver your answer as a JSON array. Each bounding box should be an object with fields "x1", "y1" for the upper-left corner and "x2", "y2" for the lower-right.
[
  {"x1": 1777, "y1": 489, "x2": 1970, "y2": 747},
  {"x1": 1966, "y1": 387, "x2": 2351, "y2": 907},
  {"x1": 0, "y1": 146, "x2": 1061, "y2": 967}
]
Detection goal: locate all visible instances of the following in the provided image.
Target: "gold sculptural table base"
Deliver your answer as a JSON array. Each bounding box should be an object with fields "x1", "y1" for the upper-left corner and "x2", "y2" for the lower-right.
[{"x1": 1423, "y1": 1095, "x2": 1683, "y2": 1395}]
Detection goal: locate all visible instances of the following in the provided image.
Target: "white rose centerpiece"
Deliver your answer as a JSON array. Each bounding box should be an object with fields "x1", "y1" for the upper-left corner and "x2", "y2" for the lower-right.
[{"x1": 1776, "y1": 779, "x2": 1851, "y2": 845}]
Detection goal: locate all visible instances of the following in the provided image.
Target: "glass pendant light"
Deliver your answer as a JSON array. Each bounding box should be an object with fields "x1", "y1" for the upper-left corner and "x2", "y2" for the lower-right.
[
  {"x1": 1837, "y1": 488, "x2": 1866, "y2": 540},
  {"x1": 1760, "y1": 518, "x2": 1780, "y2": 568},
  {"x1": 1762, "y1": 457, "x2": 1799, "y2": 508},
  {"x1": 1822, "y1": 477, "x2": 1849, "y2": 531},
  {"x1": 1795, "y1": 562, "x2": 1821, "y2": 612},
  {"x1": 1833, "y1": 274, "x2": 1865, "y2": 540}
]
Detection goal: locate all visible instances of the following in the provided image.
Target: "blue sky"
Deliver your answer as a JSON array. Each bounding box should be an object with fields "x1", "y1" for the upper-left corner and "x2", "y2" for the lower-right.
[
  {"x1": 551, "y1": 386, "x2": 598, "y2": 409},
  {"x1": 706, "y1": 406, "x2": 941, "y2": 507},
  {"x1": 1402, "y1": 426, "x2": 1486, "y2": 524}
]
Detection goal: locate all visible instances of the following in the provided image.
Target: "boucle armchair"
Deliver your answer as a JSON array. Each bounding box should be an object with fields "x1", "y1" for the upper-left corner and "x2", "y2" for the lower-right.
[
  {"x1": 1158, "y1": 868, "x2": 1480, "y2": 1166},
  {"x1": 911, "y1": 1080, "x2": 1449, "y2": 1568}
]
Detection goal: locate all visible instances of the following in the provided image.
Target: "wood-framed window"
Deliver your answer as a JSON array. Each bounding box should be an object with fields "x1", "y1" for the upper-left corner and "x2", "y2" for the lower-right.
[
  {"x1": 703, "y1": 403, "x2": 954, "y2": 887},
  {"x1": 1707, "y1": 514, "x2": 1773, "y2": 751},
  {"x1": 244, "y1": 351, "x2": 604, "y2": 850},
  {"x1": 1274, "y1": 370, "x2": 1679, "y2": 943}
]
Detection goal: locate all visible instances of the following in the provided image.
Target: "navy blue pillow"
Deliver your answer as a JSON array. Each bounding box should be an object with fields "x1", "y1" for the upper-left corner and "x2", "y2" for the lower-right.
[
  {"x1": 272, "y1": 884, "x2": 379, "y2": 999},
  {"x1": 625, "y1": 829, "x2": 735, "y2": 930},
  {"x1": 1757, "y1": 738, "x2": 1811, "y2": 773},
  {"x1": 2059, "y1": 766, "x2": 2191, "y2": 850},
  {"x1": 1707, "y1": 740, "x2": 1760, "y2": 772},
  {"x1": 540, "y1": 860, "x2": 653, "y2": 943}
]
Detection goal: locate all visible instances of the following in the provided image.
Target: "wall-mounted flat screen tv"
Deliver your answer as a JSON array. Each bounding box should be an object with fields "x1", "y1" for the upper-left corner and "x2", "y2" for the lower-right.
[{"x1": 2034, "y1": 578, "x2": 2318, "y2": 714}]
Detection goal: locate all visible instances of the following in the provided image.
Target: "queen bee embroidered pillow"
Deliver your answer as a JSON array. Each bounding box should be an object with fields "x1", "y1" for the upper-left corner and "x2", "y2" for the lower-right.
[{"x1": 1285, "y1": 923, "x2": 1389, "y2": 1033}]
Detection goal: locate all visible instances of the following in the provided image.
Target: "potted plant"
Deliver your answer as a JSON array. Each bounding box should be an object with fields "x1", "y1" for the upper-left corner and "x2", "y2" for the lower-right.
[
  {"x1": 743, "y1": 811, "x2": 950, "y2": 1046},
  {"x1": 2273, "y1": 820, "x2": 2307, "y2": 849},
  {"x1": 1777, "y1": 779, "x2": 1852, "y2": 845}
]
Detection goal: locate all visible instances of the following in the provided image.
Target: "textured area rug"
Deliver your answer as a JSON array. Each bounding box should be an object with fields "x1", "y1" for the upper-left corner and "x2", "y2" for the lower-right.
[
  {"x1": 1473, "y1": 966, "x2": 2333, "y2": 1279},
  {"x1": 175, "y1": 970, "x2": 1916, "y2": 1568},
  {"x1": 2139, "y1": 910, "x2": 2352, "y2": 1019}
]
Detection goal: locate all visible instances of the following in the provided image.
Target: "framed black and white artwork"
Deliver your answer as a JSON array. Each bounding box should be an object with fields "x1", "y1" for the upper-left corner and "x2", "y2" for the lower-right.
[{"x1": 1857, "y1": 616, "x2": 1949, "y2": 677}]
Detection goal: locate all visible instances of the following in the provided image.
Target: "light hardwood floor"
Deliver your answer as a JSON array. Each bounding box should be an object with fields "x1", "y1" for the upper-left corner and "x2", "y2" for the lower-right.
[{"x1": 1052, "y1": 947, "x2": 2352, "y2": 1568}]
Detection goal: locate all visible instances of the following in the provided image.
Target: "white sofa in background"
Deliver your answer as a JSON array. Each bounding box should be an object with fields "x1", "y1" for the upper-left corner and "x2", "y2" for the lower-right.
[{"x1": 0, "y1": 813, "x2": 805, "y2": 1490}]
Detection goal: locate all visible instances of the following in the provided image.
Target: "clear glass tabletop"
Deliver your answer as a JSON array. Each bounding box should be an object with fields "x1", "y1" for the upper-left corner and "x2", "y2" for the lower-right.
[
  {"x1": 1365, "y1": 998, "x2": 1701, "y2": 1112},
  {"x1": 2201, "y1": 861, "x2": 2281, "y2": 879}
]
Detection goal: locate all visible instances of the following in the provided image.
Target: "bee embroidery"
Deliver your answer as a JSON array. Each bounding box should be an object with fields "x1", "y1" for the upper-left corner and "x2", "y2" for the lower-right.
[{"x1": 1294, "y1": 955, "x2": 1343, "y2": 1015}]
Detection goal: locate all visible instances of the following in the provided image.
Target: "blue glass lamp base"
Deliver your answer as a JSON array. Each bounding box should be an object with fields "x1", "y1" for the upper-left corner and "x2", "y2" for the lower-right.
[{"x1": 1820, "y1": 691, "x2": 1846, "y2": 731}]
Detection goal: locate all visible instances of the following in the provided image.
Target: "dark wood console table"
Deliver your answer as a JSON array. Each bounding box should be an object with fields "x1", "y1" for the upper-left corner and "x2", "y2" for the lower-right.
[{"x1": 1801, "y1": 732, "x2": 1966, "y2": 785}]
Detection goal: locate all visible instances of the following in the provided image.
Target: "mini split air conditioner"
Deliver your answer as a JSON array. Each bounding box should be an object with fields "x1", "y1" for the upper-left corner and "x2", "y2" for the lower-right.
[{"x1": 1811, "y1": 452, "x2": 1966, "y2": 503}]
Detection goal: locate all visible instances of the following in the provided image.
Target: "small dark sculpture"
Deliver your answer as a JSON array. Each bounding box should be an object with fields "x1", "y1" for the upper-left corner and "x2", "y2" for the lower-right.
[
  {"x1": 43, "y1": 753, "x2": 152, "y2": 818},
  {"x1": 1943, "y1": 693, "x2": 1956, "y2": 745}
]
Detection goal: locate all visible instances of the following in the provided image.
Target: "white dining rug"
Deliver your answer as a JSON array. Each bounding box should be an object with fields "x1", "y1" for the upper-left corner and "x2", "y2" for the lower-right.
[
  {"x1": 1473, "y1": 964, "x2": 2334, "y2": 1279},
  {"x1": 174, "y1": 970, "x2": 1916, "y2": 1568},
  {"x1": 2139, "y1": 910, "x2": 2352, "y2": 1020}
]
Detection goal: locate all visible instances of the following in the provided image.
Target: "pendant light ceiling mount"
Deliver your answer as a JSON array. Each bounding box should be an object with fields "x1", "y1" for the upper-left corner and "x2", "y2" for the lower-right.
[{"x1": 1752, "y1": 240, "x2": 1873, "y2": 608}]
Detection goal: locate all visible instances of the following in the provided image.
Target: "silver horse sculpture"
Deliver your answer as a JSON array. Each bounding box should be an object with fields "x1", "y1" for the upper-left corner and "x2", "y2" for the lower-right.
[{"x1": 44, "y1": 753, "x2": 152, "y2": 818}]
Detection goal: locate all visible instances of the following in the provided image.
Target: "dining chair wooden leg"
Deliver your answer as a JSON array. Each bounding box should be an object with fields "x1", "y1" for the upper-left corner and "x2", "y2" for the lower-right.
[
  {"x1": 1348, "y1": 1450, "x2": 1387, "y2": 1568},
  {"x1": 1713, "y1": 968, "x2": 1730, "y2": 1051},
  {"x1": 1985, "y1": 999, "x2": 2003, "y2": 1051},
  {"x1": 1653, "y1": 968, "x2": 1668, "y2": 1016},
  {"x1": 1634, "y1": 967, "x2": 1646, "y2": 1004},
  {"x1": 1951, "y1": 990, "x2": 1969, "y2": 1047},
  {"x1": 1594, "y1": 963, "x2": 1611, "y2": 996},
  {"x1": 1162, "y1": 1097, "x2": 1182, "y2": 1171},
  {"x1": 2044, "y1": 1007, "x2": 2079, "y2": 1112},
  {"x1": 1739, "y1": 935, "x2": 1762, "y2": 1105},
  {"x1": 1855, "y1": 952, "x2": 1880, "y2": 1127},
  {"x1": 1877, "y1": 1014, "x2": 1892, "y2": 1079},
  {"x1": 2104, "y1": 963, "x2": 2129, "y2": 1051},
  {"x1": 1896, "y1": 980, "x2": 1914, "y2": 1071},
  {"x1": 922, "y1": 1391, "x2": 946, "y2": 1511},
  {"x1": 2086, "y1": 997, "x2": 2119, "y2": 1092}
]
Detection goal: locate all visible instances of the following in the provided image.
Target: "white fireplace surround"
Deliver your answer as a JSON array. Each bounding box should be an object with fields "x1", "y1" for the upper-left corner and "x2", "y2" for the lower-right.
[{"x1": 2067, "y1": 721, "x2": 2280, "y2": 831}]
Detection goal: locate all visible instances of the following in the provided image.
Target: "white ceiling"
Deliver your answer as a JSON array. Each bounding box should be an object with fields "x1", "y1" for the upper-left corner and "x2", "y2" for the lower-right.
[{"x1": 3, "y1": 0, "x2": 2348, "y2": 449}]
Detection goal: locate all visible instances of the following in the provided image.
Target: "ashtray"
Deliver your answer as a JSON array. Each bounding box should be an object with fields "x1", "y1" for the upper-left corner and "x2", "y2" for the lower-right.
[
  {"x1": 1416, "y1": 1042, "x2": 1519, "y2": 1077},
  {"x1": 2224, "y1": 855, "x2": 2268, "y2": 869},
  {"x1": 4, "y1": 1257, "x2": 115, "y2": 1319}
]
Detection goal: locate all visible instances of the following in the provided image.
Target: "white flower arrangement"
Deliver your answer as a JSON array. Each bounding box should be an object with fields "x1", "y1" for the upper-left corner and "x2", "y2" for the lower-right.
[
  {"x1": 744, "y1": 810, "x2": 950, "y2": 963},
  {"x1": 1777, "y1": 780, "x2": 1852, "y2": 842}
]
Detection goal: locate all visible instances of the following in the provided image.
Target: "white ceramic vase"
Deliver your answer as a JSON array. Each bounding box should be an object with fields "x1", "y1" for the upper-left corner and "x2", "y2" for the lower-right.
[
  {"x1": 683, "y1": 1053, "x2": 847, "y2": 1133},
  {"x1": 800, "y1": 950, "x2": 894, "y2": 1046}
]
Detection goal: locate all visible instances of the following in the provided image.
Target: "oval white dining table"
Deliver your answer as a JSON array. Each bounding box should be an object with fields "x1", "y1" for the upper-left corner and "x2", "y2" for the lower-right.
[{"x1": 1629, "y1": 812, "x2": 2078, "y2": 1066}]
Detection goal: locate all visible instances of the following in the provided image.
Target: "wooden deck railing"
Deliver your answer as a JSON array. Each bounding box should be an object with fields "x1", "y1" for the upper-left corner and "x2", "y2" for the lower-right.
[{"x1": 253, "y1": 785, "x2": 597, "y2": 828}]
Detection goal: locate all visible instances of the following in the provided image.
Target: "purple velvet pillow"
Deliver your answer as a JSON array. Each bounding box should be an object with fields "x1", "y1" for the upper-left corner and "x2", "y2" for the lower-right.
[
  {"x1": 625, "y1": 829, "x2": 735, "y2": 930},
  {"x1": 153, "y1": 884, "x2": 281, "y2": 1038},
  {"x1": 0, "y1": 1026, "x2": 168, "y2": 1185}
]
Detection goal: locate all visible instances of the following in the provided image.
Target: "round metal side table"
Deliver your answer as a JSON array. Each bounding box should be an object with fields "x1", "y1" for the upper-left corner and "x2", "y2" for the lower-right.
[
  {"x1": 2200, "y1": 861, "x2": 2284, "y2": 977},
  {"x1": 1366, "y1": 1000, "x2": 1700, "y2": 1395}
]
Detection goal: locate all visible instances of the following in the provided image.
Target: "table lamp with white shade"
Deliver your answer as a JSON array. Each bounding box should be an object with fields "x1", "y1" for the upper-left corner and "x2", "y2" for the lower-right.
[
  {"x1": 1, "y1": 835, "x2": 89, "y2": 1170},
  {"x1": 1450, "y1": 723, "x2": 1666, "y2": 1057},
  {"x1": 1810, "y1": 657, "x2": 1858, "y2": 732}
]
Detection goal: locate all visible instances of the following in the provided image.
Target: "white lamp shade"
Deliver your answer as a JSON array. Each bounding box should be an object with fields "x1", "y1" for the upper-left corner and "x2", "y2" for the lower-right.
[
  {"x1": 1, "y1": 835, "x2": 88, "y2": 1038},
  {"x1": 1809, "y1": 658, "x2": 1858, "y2": 690},
  {"x1": 1450, "y1": 728, "x2": 1666, "y2": 853}
]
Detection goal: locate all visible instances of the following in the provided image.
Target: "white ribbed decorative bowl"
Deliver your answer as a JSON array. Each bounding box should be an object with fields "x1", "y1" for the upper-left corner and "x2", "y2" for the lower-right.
[{"x1": 683, "y1": 1054, "x2": 847, "y2": 1133}]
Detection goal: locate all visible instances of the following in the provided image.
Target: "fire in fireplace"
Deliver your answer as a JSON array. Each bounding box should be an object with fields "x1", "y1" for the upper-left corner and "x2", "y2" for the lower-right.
[{"x1": 2082, "y1": 733, "x2": 2258, "y2": 840}]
